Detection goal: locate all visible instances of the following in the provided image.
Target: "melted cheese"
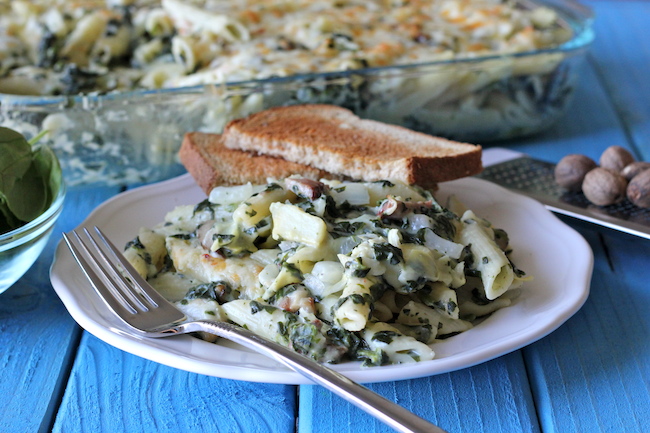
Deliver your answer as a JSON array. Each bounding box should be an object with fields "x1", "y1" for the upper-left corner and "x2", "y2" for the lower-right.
[
  {"x1": 0, "y1": 0, "x2": 572, "y2": 95},
  {"x1": 167, "y1": 237, "x2": 265, "y2": 299}
]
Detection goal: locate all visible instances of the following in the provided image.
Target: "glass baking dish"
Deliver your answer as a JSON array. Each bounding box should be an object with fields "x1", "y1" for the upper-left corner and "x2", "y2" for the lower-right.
[{"x1": 0, "y1": 0, "x2": 593, "y2": 187}]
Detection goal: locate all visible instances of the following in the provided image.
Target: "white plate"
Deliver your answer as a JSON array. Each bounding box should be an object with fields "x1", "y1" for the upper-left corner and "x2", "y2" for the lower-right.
[{"x1": 50, "y1": 173, "x2": 593, "y2": 384}]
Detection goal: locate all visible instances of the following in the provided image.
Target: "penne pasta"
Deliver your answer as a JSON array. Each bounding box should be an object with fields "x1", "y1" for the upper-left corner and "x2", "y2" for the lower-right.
[
  {"x1": 123, "y1": 176, "x2": 530, "y2": 366},
  {"x1": 0, "y1": 0, "x2": 573, "y2": 97},
  {"x1": 459, "y1": 210, "x2": 514, "y2": 300}
]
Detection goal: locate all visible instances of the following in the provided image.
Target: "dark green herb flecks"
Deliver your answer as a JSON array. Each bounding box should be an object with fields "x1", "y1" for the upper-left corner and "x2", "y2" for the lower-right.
[
  {"x1": 267, "y1": 283, "x2": 302, "y2": 305},
  {"x1": 124, "y1": 236, "x2": 146, "y2": 250},
  {"x1": 400, "y1": 276, "x2": 428, "y2": 294},
  {"x1": 493, "y1": 228, "x2": 509, "y2": 251},
  {"x1": 265, "y1": 183, "x2": 283, "y2": 192},
  {"x1": 193, "y1": 199, "x2": 215, "y2": 218},
  {"x1": 356, "y1": 348, "x2": 389, "y2": 367},
  {"x1": 372, "y1": 180, "x2": 395, "y2": 188},
  {"x1": 329, "y1": 220, "x2": 367, "y2": 239},
  {"x1": 397, "y1": 349, "x2": 421, "y2": 362},
  {"x1": 344, "y1": 257, "x2": 369, "y2": 278},
  {"x1": 185, "y1": 281, "x2": 239, "y2": 303},
  {"x1": 371, "y1": 330, "x2": 400, "y2": 344},
  {"x1": 327, "y1": 327, "x2": 364, "y2": 356},
  {"x1": 373, "y1": 243, "x2": 403, "y2": 265},
  {"x1": 169, "y1": 233, "x2": 194, "y2": 240},
  {"x1": 250, "y1": 300, "x2": 279, "y2": 315},
  {"x1": 289, "y1": 322, "x2": 321, "y2": 354}
]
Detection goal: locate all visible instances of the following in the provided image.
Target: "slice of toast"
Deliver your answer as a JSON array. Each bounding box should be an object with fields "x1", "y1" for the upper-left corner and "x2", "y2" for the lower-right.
[
  {"x1": 223, "y1": 104, "x2": 482, "y2": 189},
  {"x1": 179, "y1": 132, "x2": 334, "y2": 194}
]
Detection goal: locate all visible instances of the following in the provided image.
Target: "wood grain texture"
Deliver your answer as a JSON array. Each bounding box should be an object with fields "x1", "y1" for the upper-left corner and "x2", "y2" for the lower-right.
[
  {"x1": 299, "y1": 5, "x2": 650, "y2": 432},
  {"x1": 299, "y1": 352, "x2": 540, "y2": 433},
  {"x1": 586, "y1": 1, "x2": 650, "y2": 160},
  {"x1": 524, "y1": 221, "x2": 650, "y2": 433},
  {"x1": 52, "y1": 333, "x2": 297, "y2": 433},
  {"x1": 0, "y1": 187, "x2": 120, "y2": 433},
  {"x1": 509, "y1": 5, "x2": 650, "y2": 429},
  {"x1": 5, "y1": 3, "x2": 650, "y2": 433}
]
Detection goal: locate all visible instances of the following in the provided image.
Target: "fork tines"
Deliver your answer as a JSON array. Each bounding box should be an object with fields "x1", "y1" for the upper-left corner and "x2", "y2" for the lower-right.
[{"x1": 63, "y1": 227, "x2": 160, "y2": 316}]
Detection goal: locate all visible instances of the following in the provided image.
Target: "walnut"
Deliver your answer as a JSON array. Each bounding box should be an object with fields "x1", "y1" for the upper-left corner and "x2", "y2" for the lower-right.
[
  {"x1": 554, "y1": 154, "x2": 597, "y2": 191},
  {"x1": 621, "y1": 161, "x2": 650, "y2": 180},
  {"x1": 626, "y1": 169, "x2": 650, "y2": 208},
  {"x1": 599, "y1": 145, "x2": 635, "y2": 173},
  {"x1": 581, "y1": 167, "x2": 628, "y2": 206}
]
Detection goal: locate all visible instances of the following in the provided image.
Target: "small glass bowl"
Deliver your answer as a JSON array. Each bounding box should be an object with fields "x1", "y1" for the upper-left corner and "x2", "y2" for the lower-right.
[{"x1": 0, "y1": 182, "x2": 66, "y2": 295}]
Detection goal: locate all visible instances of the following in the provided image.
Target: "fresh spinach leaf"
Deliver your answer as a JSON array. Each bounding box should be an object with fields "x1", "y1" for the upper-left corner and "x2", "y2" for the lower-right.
[
  {"x1": 0, "y1": 128, "x2": 33, "y2": 194},
  {"x1": 4, "y1": 160, "x2": 48, "y2": 222},
  {"x1": 0, "y1": 127, "x2": 62, "y2": 234}
]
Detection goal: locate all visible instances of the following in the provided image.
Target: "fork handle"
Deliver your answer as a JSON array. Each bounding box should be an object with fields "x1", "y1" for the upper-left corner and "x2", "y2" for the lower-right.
[{"x1": 177, "y1": 320, "x2": 448, "y2": 433}]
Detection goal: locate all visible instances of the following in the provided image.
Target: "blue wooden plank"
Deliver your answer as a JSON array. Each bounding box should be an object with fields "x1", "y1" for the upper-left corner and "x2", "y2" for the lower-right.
[
  {"x1": 0, "y1": 186, "x2": 121, "y2": 433},
  {"x1": 524, "y1": 221, "x2": 650, "y2": 433},
  {"x1": 7, "y1": 4, "x2": 648, "y2": 433},
  {"x1": 50, "y1": 183, "x2": 297, "y2": 433},
  {"x1": 519, "y1": 6, "x2": 650, "y2": 430},
  {"x1": 585, "y1": 1, "x2": 650, "y2": 160},
  {"x1": 299, "y1": 352, "x2": 540, "y2": 433},
  {"x1": 52, "y1": 333, "x2": 297, "y2": 433},
  {"x1": 485, "y1": 1, "x2": 650, "y2": 165}
]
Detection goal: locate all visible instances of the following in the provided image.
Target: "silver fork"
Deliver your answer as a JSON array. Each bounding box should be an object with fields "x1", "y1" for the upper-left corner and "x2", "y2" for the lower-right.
[{"x1": 63, "y1": 227, "x2": 449, "y2": 433}]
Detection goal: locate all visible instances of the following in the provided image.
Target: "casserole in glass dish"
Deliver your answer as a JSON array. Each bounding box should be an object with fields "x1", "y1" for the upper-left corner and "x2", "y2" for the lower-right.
[{"x1": 0, "y1": 0, "x2": 594, "y2": 186}]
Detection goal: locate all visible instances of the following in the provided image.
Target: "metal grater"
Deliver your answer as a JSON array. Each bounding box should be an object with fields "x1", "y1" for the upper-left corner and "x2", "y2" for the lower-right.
[{"x1": 476, "y1": 156, "x2": 650, "y2": 240}]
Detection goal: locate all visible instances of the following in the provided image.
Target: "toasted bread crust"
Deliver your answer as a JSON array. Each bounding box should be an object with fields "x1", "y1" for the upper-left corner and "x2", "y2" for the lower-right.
[
  {"x1": 179, "y1": 132, "x2": 333, "y2": 194},
  {"x1": 223, "y1": 104, "x2": 482, "y2": 188}
]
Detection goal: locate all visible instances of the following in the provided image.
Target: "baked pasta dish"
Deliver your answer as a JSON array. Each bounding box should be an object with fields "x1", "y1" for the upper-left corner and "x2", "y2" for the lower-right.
[
  {"x1": 123, "y1": 176, "x2": 529, "y2": 365},
  {"x1": 0, "y1": 0, "x2": 572, "y2": 96}
]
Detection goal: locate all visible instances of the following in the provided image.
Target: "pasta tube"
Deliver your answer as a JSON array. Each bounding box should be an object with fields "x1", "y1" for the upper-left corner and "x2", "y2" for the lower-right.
[{"x1": 459, "y1": 210, "x2": 514, "y2": 300}]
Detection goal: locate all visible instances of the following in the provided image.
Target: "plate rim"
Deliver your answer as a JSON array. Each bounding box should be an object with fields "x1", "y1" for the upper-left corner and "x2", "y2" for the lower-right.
[{"x1": 50, "y1": 173, "x2": 593, "y2": 384}]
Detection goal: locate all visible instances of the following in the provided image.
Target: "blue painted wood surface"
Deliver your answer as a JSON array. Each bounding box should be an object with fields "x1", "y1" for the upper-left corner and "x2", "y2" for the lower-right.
[
  {"x1": 301, "y1": 2, "x2": 650, "y2": 432},
  {"x1": 525, "y1": 222, "x2": 650, "y2": 433},
  {"x1": 0, "y1": 187, "x2": 120, "y2": 433},
  {"x1": 2, "y1": 1, "x2": 650, "y2": 432},
  {"x1": 52, "y1": 334, "x2": 296, "y2": 433},
  {"x1": 300, "y1": 352, "x2": 539, "y2": 433}
]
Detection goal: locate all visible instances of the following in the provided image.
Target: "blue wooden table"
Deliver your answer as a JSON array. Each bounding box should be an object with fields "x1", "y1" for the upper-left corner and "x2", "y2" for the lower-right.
[{"x1": 2, "y1": 1, "x2": 649, "y2": 432}]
